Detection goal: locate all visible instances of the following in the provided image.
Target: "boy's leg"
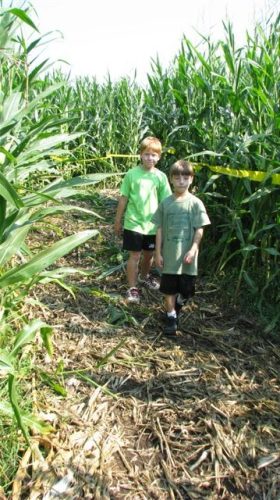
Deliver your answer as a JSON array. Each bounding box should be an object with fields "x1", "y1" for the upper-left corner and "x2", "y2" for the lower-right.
[
  {"x1": 127, "y1": 251, "x2": 141, "y2": 288},
  {"x1": 164, "y1": 294, "x2": 176, "y2": 313},
  {"x1": 163, "y1": 294, "x2": 178, "y2": 335},
  {"x1": 138, "y1": 235, "x2": 160, "y2": 290},
  {"x1": 140, "y1": 250, "x2": 154, "y2": 278},
  {"x1": 160, "y1": 275, "x2": 179, "y2": 335},
  {"x1": 138, "y1": 250, "x2": 160, "y2": 290}
]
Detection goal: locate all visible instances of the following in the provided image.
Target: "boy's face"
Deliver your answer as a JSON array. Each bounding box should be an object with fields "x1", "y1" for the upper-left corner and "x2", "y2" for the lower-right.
[
  {"x1": 140, "y1": 148, "x2": 160, "y2": 170},
  {"x1": 171, "y1": 172, "x2": 193, "y2": 193}
]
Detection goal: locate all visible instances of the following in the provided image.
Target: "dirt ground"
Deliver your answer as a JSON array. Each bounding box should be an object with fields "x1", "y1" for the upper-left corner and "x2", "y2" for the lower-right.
[{"x1": 14, "y1": 190, "x2": 280, "y2": 499}]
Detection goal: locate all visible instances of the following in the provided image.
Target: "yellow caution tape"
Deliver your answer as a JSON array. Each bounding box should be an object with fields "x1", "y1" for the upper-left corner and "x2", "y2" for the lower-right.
[
  {"x1": 50, "y1": 153, "x2": 139, "y2": 162},
  {"x1": 50, "y1": 154, "x2": 280, "y2": 186},
  {"x1": 192, "y1": 163, "x2": 279, "y2": 185}
]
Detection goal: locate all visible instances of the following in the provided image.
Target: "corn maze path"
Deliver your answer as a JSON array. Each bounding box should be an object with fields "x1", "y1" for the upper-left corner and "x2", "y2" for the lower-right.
[{"x1": 13, "y1": 190, "x2": 280, "y2": 499}]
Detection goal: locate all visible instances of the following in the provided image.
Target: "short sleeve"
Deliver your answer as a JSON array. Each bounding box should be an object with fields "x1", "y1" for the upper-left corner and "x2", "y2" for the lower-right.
[
  {"x1": 158, "y1": 175, "x2": 172, "y2": 202},
  {"x1": 193, "y1": 199, "x2": 211, "y2": 228},
  {"x1": 152, "y1": 203, "x2": 163, "y2": 227},
  {"x1": 120, "y1": 171, "x2": 131, "y2": 197}
]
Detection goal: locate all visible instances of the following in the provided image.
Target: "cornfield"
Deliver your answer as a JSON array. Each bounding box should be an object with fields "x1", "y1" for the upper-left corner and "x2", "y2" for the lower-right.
[{"x1": 0, "y1": 2, "x2": 279, "y2": 498}]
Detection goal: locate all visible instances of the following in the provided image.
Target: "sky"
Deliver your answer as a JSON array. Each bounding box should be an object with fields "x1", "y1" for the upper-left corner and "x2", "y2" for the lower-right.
[{"x1": 16, "y1": 0, "x2": 279, "y2": 83}]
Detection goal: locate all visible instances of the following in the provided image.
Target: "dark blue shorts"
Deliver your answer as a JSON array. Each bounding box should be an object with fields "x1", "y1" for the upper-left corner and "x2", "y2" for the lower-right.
[
  {"x1": 123, "y1": 229, "x2": 156, "y2": 252},
  {"x1": 160, "y1": 274, "x2": 196, "y2": 298}
]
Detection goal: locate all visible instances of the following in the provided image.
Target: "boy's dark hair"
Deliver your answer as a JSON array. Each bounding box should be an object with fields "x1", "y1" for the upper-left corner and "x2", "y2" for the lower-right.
[{"x1": 169, "y1": 160, "x2": 194, "y2": 178}]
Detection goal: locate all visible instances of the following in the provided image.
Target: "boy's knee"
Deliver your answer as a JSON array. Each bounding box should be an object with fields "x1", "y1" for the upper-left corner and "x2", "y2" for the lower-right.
[
  {"x1": 129, "y1": 251, "x2": 141, "y2": 263},
  {"x1": 142, "y1": 250, "x2": 154, "y2": 260}
]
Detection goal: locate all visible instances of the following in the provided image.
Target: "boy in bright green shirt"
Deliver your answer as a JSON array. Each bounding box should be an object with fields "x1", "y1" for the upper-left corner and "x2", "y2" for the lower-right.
[
  {"x1": 153, "y1": 160, "x2": 211, "y2": 335},
  {"x1": 114, "y1": 137, "x2": 171, "y2": 303}
]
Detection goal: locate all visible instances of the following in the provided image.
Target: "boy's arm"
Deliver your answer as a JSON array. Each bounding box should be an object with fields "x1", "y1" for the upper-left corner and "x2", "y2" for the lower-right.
[
  {"x1": 184, "y1": 227, "x2": 204, "y2": 264},
  {"x1": 114, "y1": 195, "x2": 128, "y2": 236},
  {"x1": 155, "y1": 227, "x2": 164, "y2": 269}
]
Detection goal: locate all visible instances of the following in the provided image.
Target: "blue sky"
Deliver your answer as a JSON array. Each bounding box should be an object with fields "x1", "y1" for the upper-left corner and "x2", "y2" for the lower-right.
[{"x1": 22, "y1": 0, "x2": 278, "y2": 83}]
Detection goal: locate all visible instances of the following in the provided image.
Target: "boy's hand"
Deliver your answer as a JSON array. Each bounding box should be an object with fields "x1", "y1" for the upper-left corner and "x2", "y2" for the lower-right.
[
  {"x1": 155, "y1": 254, "x2": 164, "y2": 269},
  {"x1": 183, "y1": 249, "x2": 196, "y2": 264}
]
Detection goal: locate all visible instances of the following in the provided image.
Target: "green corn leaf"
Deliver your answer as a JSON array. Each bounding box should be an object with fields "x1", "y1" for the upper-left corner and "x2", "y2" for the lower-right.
[
  {"x1": 0, "y1": 145, "x2": 16, "y2": 164},
  {"x1": 243, "y1": 271, "x2": 258, "y2": 293},
  {"x1": 0, "y1": 195, "x2": 6, "y2": 236},
  {"x1": 20, "y1": 132, "x2": 83, "y2": 158},
  {"x1": 263, "y1": 247, "x2": 280, "y2": 256},
  {"x1": 0, "y1": 230, "x2": 98, "y2": 288},
  {"x1": 29, "y1": 204, "x2": 103, "y2": 222},
  {"x1": 40, "y1": 326, "x2": 53, "y2": 357},
  {"x1": 11, "y1": 319, "x2": 52, "y2": 356},
  {"x1": 0, "y1": 222, "x2": 30, "y2": 266},
  {"x1": 7, "y1": 8, "x2": 39, "y2": 32},
  {"x1": 96, "y1": 338, "x2": 127, "y2": 369},
  {"x1": 40, "y1": 372, "x2": 67, "y2": 397},
  {"x1": 39, "y1": 277, "x2": 76, "y2": 299},
  {"x1": 39, "y1": 267, "x2": 89, "y2": 279},
  {"x1": 27, "y1": 58, "x2": 49, "y2": 83},
  {"x1": 14, "y1": 83, "x2": 64, "y2": 122},
  {"x1": 1, "y1": 92, "x2": 21, "y2": 122},
  {"x1": 0, "y1": 402, "x2": 52, "y2": 433},
  {"x1": 0, "y1": 121, "x2": 17, "y2": 136},
  {"x1": 241, "y1": 244, "x2": 258, "y2": 252},
  {"x1": 0, "y1": 350, "x2": 14, "y2": 375},
  {"x1": 0, "y1": 172, "x2": 24, "y2": 208},
  {"x1": 242, "y1": 187, "x2": 273, "y2": 204},
  {"x1": 8, "y1": 374, "x2": 30, "y2": 445},
  {"x1": 24, "y1": 173, "x2": 121, "y2": 206},
  {"x1": 95, "y1": 262, "x2": 125, "y2": 280},
  {"x1": 108, "y1": 305, "x2": 126, "y2": 325}
]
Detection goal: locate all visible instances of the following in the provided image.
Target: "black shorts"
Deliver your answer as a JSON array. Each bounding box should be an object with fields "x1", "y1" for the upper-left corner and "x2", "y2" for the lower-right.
[
  {"x1": 123, "y1": 229, "x2": 156, "y2": 252},
  {"x1": 160, "y1": 274, "x2": 196, "y2": 299}
]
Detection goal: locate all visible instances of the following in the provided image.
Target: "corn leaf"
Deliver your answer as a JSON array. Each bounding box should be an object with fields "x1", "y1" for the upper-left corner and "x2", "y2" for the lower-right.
[
  {"x1": 0, "y1": 350, "x2": 14, "y2": 375},
  {"x1": 0, "y1": 229, "x2": 98, "y2": 288},
  {"x1": 7, "y1": 8, "x2": 39, "y2": 32},
  {"x1": 11, "y1": 319, "x2": 52, "y2": 356},
  {"x1": 8, "y1": 374, "x2": 30, "y2": 445},
  {"x1": 0, "y1": 172, "x2": 23, "y2": 208},
  {"x1": 0, "y1": 222, "x2": 30, "y2": 266},
  {"x1": 40, "y1": 326, "x2": 54, "y2": 356}
]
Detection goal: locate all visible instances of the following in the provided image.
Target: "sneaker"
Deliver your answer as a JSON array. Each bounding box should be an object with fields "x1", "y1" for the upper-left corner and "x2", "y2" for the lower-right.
[
  {"x1": 126, "y1": 287, "x2": 140, "y2": 304},
  {"x1": 163, "y1": 315, "x2": 177, "y2": 336},
  {"x1": 138, "y1": 274, "x2": 160, "y2": 290}
]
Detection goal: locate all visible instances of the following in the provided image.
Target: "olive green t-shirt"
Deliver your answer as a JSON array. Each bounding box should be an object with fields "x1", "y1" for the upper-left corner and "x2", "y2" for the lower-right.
[
  {"x1": 153, "y1": 193, "x2": 211, "y2": 275},
  {"x1": 120, "y1": 165, "x2": 171, "y2": 235}
]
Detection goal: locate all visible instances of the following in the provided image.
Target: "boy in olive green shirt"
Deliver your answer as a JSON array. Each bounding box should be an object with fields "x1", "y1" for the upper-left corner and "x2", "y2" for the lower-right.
[
  {"x1": 153, "y1": 160, "x2": 210, "y2": 335},
  {"x1": 114, "y1": 137, "x2": 171, "y2": 303}
]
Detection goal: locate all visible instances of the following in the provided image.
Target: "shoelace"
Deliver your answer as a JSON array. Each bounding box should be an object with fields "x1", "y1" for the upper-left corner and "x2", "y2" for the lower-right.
[{"x1": 147, "y1": 275, "x2": 158, "y2": 286}]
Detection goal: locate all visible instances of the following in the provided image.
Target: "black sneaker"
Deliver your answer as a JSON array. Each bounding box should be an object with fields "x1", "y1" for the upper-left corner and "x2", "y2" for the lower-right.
[{"x1": 163, "y1": 315, "x2": 177, "y2": 336}]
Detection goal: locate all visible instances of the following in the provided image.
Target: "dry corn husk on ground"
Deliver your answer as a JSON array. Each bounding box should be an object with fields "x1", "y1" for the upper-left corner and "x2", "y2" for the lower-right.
[{"x1": 16, "y1": 190, "x2": 280, "y2": 499}]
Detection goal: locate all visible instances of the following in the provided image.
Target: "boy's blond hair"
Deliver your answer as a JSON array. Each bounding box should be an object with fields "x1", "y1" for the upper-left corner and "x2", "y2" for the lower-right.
[
  {"x1": 170, "y1": 160, "x2": 194, "y2": 179},
  {"x1": 140, "y1": 136, "x2": 162, "y2": 155}
]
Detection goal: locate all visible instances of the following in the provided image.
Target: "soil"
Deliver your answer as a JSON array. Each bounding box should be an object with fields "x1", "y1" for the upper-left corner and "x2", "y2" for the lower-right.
[{"x1": 14, "y1": 190, "x2": 280, "y2": 499}]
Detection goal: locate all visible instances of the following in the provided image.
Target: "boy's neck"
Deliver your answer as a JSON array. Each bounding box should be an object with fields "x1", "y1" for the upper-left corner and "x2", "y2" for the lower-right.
[
  {"x1": 173, "y1": 188, "x2": 190, "y2": 199},
  {"x1": 141, "y1": 164, "x2": 156, "y2": 172}
]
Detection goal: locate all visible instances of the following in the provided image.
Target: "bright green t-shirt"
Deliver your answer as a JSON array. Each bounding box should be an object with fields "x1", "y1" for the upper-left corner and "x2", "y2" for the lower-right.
[
  {"x1": 153, "y1": 193, "x2": 211, "y2": 275},
  {"x1": 120, "y1": 165, "x2": 171, "y2": 235}
]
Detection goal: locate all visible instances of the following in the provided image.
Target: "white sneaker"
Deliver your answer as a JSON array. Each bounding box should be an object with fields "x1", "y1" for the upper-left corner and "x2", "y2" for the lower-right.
[
  {"x1": 126, "y1": 287, "x2": 140, "y2": 303},
  {"x1": 138, "y1": 274, "x2": 160, "y2": 290}
]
